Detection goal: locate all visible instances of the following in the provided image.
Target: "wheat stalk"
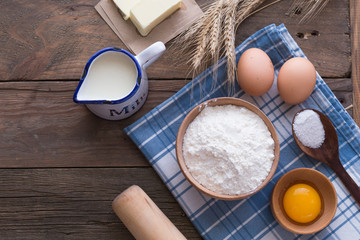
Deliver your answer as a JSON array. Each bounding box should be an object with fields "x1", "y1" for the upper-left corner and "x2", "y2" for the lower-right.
[
  {"x1": 191, "y1": 1, "x2": 224, "y2": 71},
  {"x1": 172, "y1": 0, "x2": 329, "y2": 94},
  {"x1": 236, "y1": 0, "x2": 266, "y2": 27},
  {"x1": 207, "y1": 0, "x2": 224, "y2": 88},
  {"x1": 172, "y1": 0, "x2": 276, "y2": 93},
  {"x1": 287, "y1": 0, "x2": 330, "y2": 23},
  {"x1": 222, "y1": 0, "x2": 240, "y2": 91},
  {"x1": 209, "y1": 0, "x2": 224, "y2": 58}
]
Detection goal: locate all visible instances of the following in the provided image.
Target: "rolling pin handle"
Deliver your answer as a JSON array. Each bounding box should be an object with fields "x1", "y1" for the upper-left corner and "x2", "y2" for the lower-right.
[{"x1": 112, "y1": 185, "x2": 187, "y2": 240}]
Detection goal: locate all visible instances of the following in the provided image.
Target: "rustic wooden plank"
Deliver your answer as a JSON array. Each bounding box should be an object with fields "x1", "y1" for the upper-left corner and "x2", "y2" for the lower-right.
[
  {"x1": 236, "y1": 0, "x2": 351, "y2": 78},
  {"x1": 0, "y1": 80, "x2": 187, "y2": 168},
  {"x1": 0, "y1": 168, "x2": 200, "y2": 240},
  {"x1": 324, "y1": 79, "x2": 353, "y2": 118},
  {"x1": 350, "y1": 0, "x2": 360, "y2": 126},
  {"x1": 333, "y1": 91, "x2": 353, "y2": 117},
  {"x1": 0, "y1": 78, "x2": 352, "y2": 168},
  {"x1": 324, "y1": 78, "x2": 353, "y2": 92},
  {"x1": 0, "y1": 0, "x2": 350, "y2": 81}
]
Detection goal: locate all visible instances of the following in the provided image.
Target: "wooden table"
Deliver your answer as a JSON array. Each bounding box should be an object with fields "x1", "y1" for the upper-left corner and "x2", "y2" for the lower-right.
[{"x1": 0, "y1": 0, "x2": 358, "y2": 239}]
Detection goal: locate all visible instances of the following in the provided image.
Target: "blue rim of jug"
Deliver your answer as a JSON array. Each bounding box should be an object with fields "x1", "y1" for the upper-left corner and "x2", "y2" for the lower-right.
[{"x1": 73, "y1": 47, "x2": 142, "y2": 105}]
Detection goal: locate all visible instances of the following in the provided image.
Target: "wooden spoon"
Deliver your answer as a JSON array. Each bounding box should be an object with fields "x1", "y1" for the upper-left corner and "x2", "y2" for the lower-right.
[{"x1": 292, "y1": 109, "x2": 360, "y2": 207}]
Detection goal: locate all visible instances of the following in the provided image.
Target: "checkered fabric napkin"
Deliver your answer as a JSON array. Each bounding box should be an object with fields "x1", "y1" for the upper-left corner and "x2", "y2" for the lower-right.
[{"x1": 124, "y1": 24, "x2": 360, "y2": 239}]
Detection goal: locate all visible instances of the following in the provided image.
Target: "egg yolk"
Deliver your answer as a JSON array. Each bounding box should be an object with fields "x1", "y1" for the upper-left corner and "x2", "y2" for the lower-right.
[{"x1": 283, "y1": 183, "x2": 321, "y2": 223}]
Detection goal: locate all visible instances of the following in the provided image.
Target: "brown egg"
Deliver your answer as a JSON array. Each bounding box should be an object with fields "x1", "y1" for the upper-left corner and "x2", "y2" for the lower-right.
[
  {"x1": 236, "y1": 48, "x2": 274, "y2": 96},
  {"x1": 277, "y1": 57, "x2": 316, "y2": 105}
]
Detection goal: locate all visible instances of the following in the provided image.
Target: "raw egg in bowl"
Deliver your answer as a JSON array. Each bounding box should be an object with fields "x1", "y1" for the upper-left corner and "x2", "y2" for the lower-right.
[{"x1": 271, "y1": 168, "x2": 337, "y2": 234}]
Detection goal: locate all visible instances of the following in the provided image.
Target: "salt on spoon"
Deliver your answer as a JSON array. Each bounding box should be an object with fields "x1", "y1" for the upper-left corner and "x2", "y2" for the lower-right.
[
  {"x1": 293, "y1": 109, "x2": 325, "y2": 148},
  {"x1": 292, "y1": 109, "x2": 360, "y2": 207}
]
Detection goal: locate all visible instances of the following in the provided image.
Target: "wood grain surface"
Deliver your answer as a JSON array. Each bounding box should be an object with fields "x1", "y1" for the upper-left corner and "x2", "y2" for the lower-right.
[
  {"x1": 0, "y1": 78, "x2": 352, "y2": 168},
  {"x1": 0, "y1": 0, "x2": 356, "y2": 239},
  {"x1": 350, "y1": 0, "x2": 360, "y2": 125},
  {"x1": 0, "y1": 168, "x2": 199, "y2": 239},
  {"x1": 0, "y1": 0, "x2": 351, "y2": 80}
]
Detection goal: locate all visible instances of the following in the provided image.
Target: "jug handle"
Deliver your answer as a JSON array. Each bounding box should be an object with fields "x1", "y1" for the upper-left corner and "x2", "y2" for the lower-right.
[{"x1": 135, "y1": 42, "x2": 166, "y2": 70}]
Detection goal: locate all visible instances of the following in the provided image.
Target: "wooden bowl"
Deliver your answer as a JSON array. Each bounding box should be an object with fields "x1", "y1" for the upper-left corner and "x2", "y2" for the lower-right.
[
  {"x1": 271, "y1": 168, "x2": 337, "y2": 234},
  {"x1": 176, "y1": 97, "x2": 280, "y2": 200}
]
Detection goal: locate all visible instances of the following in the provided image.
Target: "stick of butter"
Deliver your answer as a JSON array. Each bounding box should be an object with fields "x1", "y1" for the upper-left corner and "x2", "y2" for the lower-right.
[
  {"x1": 130, "y1": 0, "x2": 182, "y2": 36},
  {"x1": 113, "y1": 0, "x2": 141, "y2": 20}
]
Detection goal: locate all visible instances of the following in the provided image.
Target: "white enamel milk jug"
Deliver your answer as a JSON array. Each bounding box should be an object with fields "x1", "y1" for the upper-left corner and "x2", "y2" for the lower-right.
[{"x1": 73, "y1": 42, "x2": 166, "y2": 120}]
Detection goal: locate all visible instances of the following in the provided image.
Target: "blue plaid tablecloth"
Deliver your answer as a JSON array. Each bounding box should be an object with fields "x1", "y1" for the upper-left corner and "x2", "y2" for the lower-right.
[{"x1": 124, "y1": 24, "x2": 360, "y2": 239}]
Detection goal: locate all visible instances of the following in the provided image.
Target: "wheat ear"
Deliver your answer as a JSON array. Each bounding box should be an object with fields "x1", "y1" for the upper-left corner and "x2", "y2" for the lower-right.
[
  {"x1": 299, "y1": 0, "x2": 330, "y2": 23},
  {"x1": 206, "y1": 0, "x2": 225, "y2": 88},
  {"x1": 222, "y1": 0, "x2": 239, "y2": 92},
  {"x1": 172, "y1": 0, "x2": 276, "y2": 94},
  {"x1": 192, "y1": 0, "x2": 230, "y2": 74},
  {"x1": 209, "y1": 0, "x2": 225, "y2": 58}
]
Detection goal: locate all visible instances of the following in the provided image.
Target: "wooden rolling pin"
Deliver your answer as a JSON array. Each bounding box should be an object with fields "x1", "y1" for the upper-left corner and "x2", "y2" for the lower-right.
[{"x1": 112, "y1": 185, "x2": 187, "y2": 240}]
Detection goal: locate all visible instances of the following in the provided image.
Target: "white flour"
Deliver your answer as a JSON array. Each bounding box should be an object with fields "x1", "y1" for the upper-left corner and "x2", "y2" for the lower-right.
[{"x1": 182, "y1": 105, "x2": 275, "y2": 195}]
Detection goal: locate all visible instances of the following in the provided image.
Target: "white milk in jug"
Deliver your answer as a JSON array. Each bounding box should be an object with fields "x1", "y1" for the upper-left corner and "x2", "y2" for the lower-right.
[{"x1": 77, "y1": 51, "x2": 138, "y2": 101}]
